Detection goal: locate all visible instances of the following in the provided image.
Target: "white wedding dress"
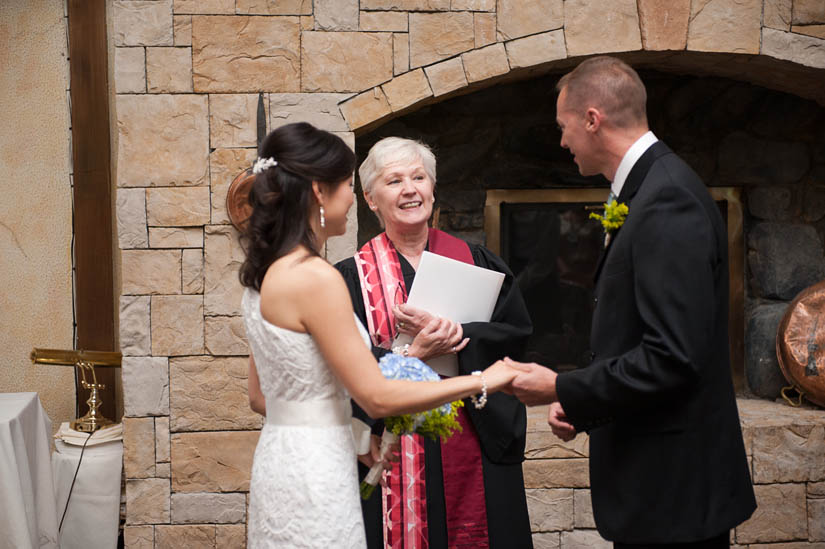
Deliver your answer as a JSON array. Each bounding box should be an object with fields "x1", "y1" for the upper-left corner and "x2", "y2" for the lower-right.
[{"x1": 243, "y1": 288, "x2": 368, "y2": 548}]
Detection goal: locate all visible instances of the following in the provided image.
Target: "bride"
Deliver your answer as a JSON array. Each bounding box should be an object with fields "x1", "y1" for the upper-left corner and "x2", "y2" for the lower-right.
[{"x1": 238, "y1": 122, "x2": 517, "y2": 548}]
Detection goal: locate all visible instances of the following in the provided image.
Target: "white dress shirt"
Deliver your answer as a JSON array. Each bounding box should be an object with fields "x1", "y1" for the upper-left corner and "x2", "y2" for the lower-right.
[{"x1": 610, "y1": 131, "x2": 658, "y2": 198}]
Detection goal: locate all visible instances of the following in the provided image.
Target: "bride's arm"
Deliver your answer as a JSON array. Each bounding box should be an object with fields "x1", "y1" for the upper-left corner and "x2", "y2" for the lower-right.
[{"x1": 247, "y1": 355, "x2": 266, "y2": 416}]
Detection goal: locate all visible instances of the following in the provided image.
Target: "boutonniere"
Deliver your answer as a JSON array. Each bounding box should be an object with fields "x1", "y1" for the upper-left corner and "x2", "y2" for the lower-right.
[{"x1": 590, "y1": 199, "x2": 629, "y2": 233}]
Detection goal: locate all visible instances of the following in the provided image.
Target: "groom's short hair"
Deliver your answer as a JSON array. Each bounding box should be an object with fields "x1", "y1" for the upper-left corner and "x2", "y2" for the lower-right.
[{"x1": 556, "y1": 56, "x2": 648, "y2": 130}]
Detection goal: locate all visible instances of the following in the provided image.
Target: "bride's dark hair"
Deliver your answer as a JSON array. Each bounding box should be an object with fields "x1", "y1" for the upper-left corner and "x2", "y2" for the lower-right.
[{"x1": 239, "y1": 122, "x2": 356, "y2": 291}]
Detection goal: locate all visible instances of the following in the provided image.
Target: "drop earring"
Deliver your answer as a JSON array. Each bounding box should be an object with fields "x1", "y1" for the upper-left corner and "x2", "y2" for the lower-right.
[{"x1": 319, "y1": 206, "x2": 325, "y2": 229}]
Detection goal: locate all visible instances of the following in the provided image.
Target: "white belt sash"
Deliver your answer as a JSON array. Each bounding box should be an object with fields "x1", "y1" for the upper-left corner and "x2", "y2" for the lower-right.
[{"x1": 265, "y1": 398, "x2": 351, "y2": 427}]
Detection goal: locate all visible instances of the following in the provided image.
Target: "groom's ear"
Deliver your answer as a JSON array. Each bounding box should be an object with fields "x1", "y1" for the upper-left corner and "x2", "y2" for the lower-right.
[{"x1": 584, "y1": 107, "x2": 602, "y2": 133}]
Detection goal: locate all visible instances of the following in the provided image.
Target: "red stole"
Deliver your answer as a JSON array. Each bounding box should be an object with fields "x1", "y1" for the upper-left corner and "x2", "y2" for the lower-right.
[{"x1": 354, "y1": 229, "x2": 489, "y2": 549}]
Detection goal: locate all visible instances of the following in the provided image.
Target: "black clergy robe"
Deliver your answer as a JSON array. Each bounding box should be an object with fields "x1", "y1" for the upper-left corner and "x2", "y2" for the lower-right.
[{"x1": 335, "y1": 241, "x2": 534, "y2": 549}]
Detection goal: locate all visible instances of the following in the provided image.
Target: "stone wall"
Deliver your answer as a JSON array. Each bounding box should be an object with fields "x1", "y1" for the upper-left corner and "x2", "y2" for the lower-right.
[{"x1": 113, "y1": 0, "x2": 825, "y2": 546}]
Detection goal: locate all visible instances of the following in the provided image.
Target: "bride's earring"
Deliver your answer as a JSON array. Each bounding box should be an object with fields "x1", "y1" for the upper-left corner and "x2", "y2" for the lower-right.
[{"x1": 319, "y1": 206, "x2": 325, "y2": 229}]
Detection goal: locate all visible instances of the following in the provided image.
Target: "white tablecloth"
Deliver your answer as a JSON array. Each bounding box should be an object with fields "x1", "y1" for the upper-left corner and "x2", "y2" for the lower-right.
[
  {"x1": 52, "y1": 439, "x2": 122, "y2": 549},
  {"x1": 0, "y1": 392, "x2": 59, "y2": 549}
]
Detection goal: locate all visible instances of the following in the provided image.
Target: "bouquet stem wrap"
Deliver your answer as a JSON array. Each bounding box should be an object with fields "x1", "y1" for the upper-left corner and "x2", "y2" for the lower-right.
[{"x1": 359, "y1": 430, "x2": 399, "y2": 500}]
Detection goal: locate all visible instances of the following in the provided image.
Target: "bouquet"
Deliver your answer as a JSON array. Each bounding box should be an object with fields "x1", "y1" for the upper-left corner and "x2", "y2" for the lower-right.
[{"x1": 359, "y1": 353, "x2": 464, "y2": 500}]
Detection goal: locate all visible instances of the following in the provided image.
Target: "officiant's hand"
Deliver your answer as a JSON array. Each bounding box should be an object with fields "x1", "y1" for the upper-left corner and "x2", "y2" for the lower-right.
[
  {"x1": 548, "y1": 402, "x2": 577, "y2": 442},
  {"x1": 505, "y1": 358, "x2": 558, "y2": 406},
  {"x1": 407, "y1": 316, "x2": 469, "y2": 362},
  {"x1": 393, "y1": 303, "x2": 435, "y2": 336}
]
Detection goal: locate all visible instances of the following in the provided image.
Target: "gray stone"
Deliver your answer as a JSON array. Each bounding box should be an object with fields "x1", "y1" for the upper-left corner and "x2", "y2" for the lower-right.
[
  {"x1": 748, "y1": 222, "x2": 825, "y2": 300},
  {"x1": 532, "y1": 532, "x2": 560, "y2": 549},
  {"x1": 120, "y1": 295, "x2": 151, "y2": 356},
  {"x1": 117, "y1": 188, "x2": 148, "y2": 249},
  {"x1": 122, "y1": 357, "x2": 170, "y2": 416},
  {"x1": 762, "y1": 27, "x2": 825, "y2": 70},
  {"x1": 170, "y1": 492, "x2": 246, "y2": 523},
  {"x1": 746, "y1": 186, "x2": 794, "y2": 221},
  {"x1": 525, "y1": 488, "x2": 574, "y2": 532},
  {"x1": 561, "y1": 529, "x2": 611, "y2": 549},
  {"x1": 718, "y1": 131, "x2": 810, "y2": 185},
  {"x1": 803, "y1": 185, "x2": 825, "y2": 222},
  {"x1": 745, "y1": 302, "x2": 789, "y2": 398},
  {"x1": 314, "y1": 0, "x2": 358, "y2": 31}
]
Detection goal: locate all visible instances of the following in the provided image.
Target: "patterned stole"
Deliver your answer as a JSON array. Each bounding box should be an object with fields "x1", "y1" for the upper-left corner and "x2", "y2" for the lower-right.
[{"x1": 354, "y1": 229, "x2": 489, "y2": 549}]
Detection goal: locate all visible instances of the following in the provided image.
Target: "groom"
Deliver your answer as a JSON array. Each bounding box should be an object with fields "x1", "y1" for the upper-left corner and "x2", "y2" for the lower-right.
[{"x1": 506, "y1": 57, "x2": 756, "y2": 547}]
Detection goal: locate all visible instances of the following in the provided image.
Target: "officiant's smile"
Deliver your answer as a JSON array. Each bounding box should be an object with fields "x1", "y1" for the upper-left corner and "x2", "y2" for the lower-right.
[{"x1": 363, "y1": 160, "x2": 435, "y2": 235}]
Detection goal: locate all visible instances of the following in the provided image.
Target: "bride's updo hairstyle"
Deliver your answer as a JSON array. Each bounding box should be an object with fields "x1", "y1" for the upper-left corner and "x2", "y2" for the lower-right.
[{"x1": 239, "y1": 122, "x2": 356, "y2": 291}]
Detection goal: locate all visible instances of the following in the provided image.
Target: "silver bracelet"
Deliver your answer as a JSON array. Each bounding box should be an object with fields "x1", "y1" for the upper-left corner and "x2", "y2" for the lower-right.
[
  {"x1": 470, "y1": 370, "x2": 487, "y2": 409},
  {"x1": 391, "y1": 343, "x2": 410, "y2": 356}
]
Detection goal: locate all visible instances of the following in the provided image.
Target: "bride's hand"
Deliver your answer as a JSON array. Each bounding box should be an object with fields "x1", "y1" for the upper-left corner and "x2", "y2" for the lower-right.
[
  {"x1": 481, "y1": 360, "x2": 519, "y2": 393},
  {"x1": 407, "y1": 317, "x2": 469, "y2": 362}
]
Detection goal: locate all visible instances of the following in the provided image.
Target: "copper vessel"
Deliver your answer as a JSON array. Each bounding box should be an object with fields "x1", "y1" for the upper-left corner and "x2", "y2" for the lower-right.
[{"x1": 226, "y1": 168, "x2": 254, "y2": 232}]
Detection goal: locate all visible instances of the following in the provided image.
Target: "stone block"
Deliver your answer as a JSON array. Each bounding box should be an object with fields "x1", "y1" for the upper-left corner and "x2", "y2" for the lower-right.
[
  {"x1": 747, "y1": 186, "x2": 793, "y2": 221},
  {"x1": 424, "y1": 57, "x2": 468, "y2": 97},
  {"x1": 236, "y1": 0, "x2": 312, "y2": 15},
  {"x1": 394, "y1": 33, "x2": 410, "y2": 75},
  {"x1": 719, "y1": 132, "x2": 810, "y2": 186},
  {"x1": 744, "y1": 302, "x2": 788, "y2": 399},
  {"x1": 748, "y1": 222, "x2": 825, "y2": 300},
  {"x1": 736, "y1": 483, "x2": 808, "y2": 543},
  {"x1": 115, "y1": 47, "x2": 146, "y2": 94},
  {"x1": 382, "y1": 69, "x2": 433, "y2": 111},
  {"x1": 811, "y1": 496, "x2": 825, "y2": 541},
  {"x1": 192, "y1": 16, "x2": 300, "y2": 93},
  {"x1": 147, "y1": 47, "x2": 192, "y2": 93},
  {"x1": 155, "y1": 462, "x2": 171, "y2": 478},
  {"x1": 454, "y1": 0, "x2": 494, "y2": 10},
  {"x1": 474, "y1": 12, "x2": 496, "y2": 47},
  {"x1": 123, "y1": 526, "x2": 154, "y2": 549},
  {"x1": 564, "y1": 0, "x2": 642, "y2": 57},
  {"x1": 117, "y1": 188, "x2": 148, "y2": 249},
  {"x1": 496, "y1": 0, "x2": 563, "y2": 41},
  {"x1": 524, "y1": 458, "x2": 589, "y2": 489},
  {"x1": 525, "y1": 431, "x2": 588, "y2": 459},
  {"x1": 216, "y1": 525, "x2": 247, "y2": 549},
  {"x1": 361, "y1": 0, "x2": 449, "y2": 9},
  {"x1": 113, "y1": 1, "x2": 173, "y2": 47},
  {"x1": 117, "y1": 94, "x2": 209, "y2": 187},
  {"x1": 182, "y1": 249, "x2": 204, "y2": 295},
  {"x1": 146, "y1": 187, "x2": 211, "y2": 227},
  {"x1": 209, "y1": 94, "x2": 261, "y2": 149},
  {"x1": 315, "y1": 0, "x2": 359, "y2": 31},
  {"x1": 525, "y1": 488, "x2": 574, "y2": 532},
  {"x1": 171, "y1": 492, "x2": 246, "y2": 524},
  {"x1": 301, "y1": 15, "x2": 314, "y2": 29},
  {"x1": 205, "y1": 316, "x2": 249, "y2": 356},
  {"x1": 762, "y1": 28, "x2": 825, "y2": 70},
  {"x1": 752, "y1": 423, "x2": 825, "y2": 483},
  {"x1": 461, "y1": 43, "x2": 509, "y2": 84},
  {"x1": 301, "y1": 32, "x2": 393, "y2": 93},
  {"x1": 561, "y1": 530, "x2": 611, "y2": 548},
  {"x1": 573, "y1": 489, "x2": 595, "y2": 528},
  {"x1": 171, "y1": 431, "x2": 260, "y2": 492},
  {"x1": 505, "y1": 30, "x2": 566, "y2": 69},
  {"x1": 120, "y1": 296, "x2": 151, "y2": 356},
  {"x1": 764, "y1": 0, "x2": 792, "y2": 31},
  {"x1": 687, "y1": 0, "x2": 761, "y2": 54},
  {"x1": 125, "y1": 478, "x2": 170, "y2": 524},
  {"x1": 209, "y1": 148, "x2": 257, "y2": 225},
  {"x1": 409, "y1": 12, "x2": 474, "y2": 68},
  {"x1": 173, "y1": 0, "x2": 234, "y2": 14},
  {"x1": 269, "y1": 93, "x2": 352, "y2": 133},
  {"x1": 124, "y1": 417, "x2": 156, "y2": 479},
  {"x1": 154, "y1": 525, "x2": 215, "y2": 548},
  {"x1": 173, "y1": 15, "x2": 192, "y2": 46},
  {"x1": 340, "y1": 87, "x2": 392, "y2": 131},
  {"x1": 360, "y1": 11, "x2": 409, "y2": 32},
  {"x1": 122, "y1": 250, "x2": 181, "y2": 295},
  {"x1": 123, "y1": 357, "x2": 169, "y2": 417},
  {"x1": 793, "y1": 25, "x2": 825, "y2": 39},
  {"x1": 149, "y1": 227, "x2": 203, "y2": 249},
  {"x1": 638, "y1": 0, "x2": 690, "y2": 51},
  {"x1": 811, "y1": 481, "x2": 825, "y2": 497},
  {"x1": 326, "y1": 193, "x2": 358, "y2": 264},
  {"x1": 793, "y1": 0, "x2": 825, "y2": 25},
  {"x1": 156, "y1": 416, "x2": 171, "y2": 462},
  {"x1": 170, "y1": 356, "x2": 261, "y2": 431},
  {"x1": 151, "y1": 295, "x2": 204, "y2": 356},
  {"x1": 204, "y1": 225, "x2": 245, "y2": 316},
  {"x1": 532, "y1": 532, "x2": 560, "y2": 549}
]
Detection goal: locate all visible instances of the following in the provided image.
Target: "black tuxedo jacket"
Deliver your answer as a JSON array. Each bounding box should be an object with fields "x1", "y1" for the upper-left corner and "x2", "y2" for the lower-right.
[{"x1": 556, "y1": 141, "x2": 756, "y2": 543}]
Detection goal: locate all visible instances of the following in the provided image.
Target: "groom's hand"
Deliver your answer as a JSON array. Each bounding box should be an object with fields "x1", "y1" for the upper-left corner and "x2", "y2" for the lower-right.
[
  {"x1": 505, "y1": 358, "x2": 558, "y2": 406},
  {"x1": 548, "y1": 402, "x2": 577, "y2": 442}
]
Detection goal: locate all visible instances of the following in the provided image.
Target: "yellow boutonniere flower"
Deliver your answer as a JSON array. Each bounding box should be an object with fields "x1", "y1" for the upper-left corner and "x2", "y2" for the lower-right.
[{"x1": 590, "y1": 200, "x2": 629, "y2": 233}]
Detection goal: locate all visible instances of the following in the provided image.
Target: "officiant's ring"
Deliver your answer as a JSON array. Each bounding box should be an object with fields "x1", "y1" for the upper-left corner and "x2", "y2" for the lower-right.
[
  {"x1": 397, "y1": 322, "x2": 404, "y2": 330},
  {"x1": 451, "y1": 346, "x2": 457, "y2": 353}
]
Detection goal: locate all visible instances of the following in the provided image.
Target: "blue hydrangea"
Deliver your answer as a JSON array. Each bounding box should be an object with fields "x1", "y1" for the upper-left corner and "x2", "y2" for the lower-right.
[{"x1": 377, "y1": 353, "x2": 453, "y2": 420}]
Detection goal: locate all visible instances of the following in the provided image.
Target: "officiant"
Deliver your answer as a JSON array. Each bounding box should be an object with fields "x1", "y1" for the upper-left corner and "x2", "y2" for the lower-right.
[{"x1": 335, "y1": 137, "x2": 533, "y2": 549}]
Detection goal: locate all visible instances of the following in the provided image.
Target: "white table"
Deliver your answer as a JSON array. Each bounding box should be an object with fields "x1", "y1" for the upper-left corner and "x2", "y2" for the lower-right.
[{"x1": 0, "y1": 392, "x2": 59, "y2": 549}]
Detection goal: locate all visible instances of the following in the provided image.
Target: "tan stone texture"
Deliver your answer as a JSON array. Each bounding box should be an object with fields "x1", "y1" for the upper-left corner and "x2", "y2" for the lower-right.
[
  {"x1": 561, "y1": 530, "x2": 611, "y2": 549},
  {"x1": 424, "y1": 57, "x2": 468, "y2": 97},
  {"x1": 340, "y1": 88, "x2": 393, "y2": 130},
  {"x1": 236, "y1": 0, "x2": 312, "y2": 15},
  {"x1": 315, "y1": 0, "x2": 359, "y2": 31},
  {"x1": 205, "y1": 316, "x2": 249, "y2": 356},
  {"x1": 149, "y1": 227, "x2": 203, "y2": 249},
  {"x1": 155, "y1": 525, "x2": 215, "y2": 548},
  {"x1": 793, "y1": 25, "x2": 825, "y2": 39},
  {"x1": 811, "y1": 481, "x2": 825, "y2": 497},
  {"x1": 147, "y1": 47, "x2": 193, "y2": 93},
  {"x1": 204, "y1": 225, "x2": 245, "y2": 316},
  {"x1": 453, "y1": 0, "x2": 495, "y2": 10},
  {"x1": 301, "y1": 32, "x2": 393, "y2": 93},
  {"x1": 564, "y1": 0, "x2": 642, "y2": 57},
  {"x1": 115, "y1": 47, "x2": 146, "y2": 94},
  {"x1": 209, "y1": 94, "x2": 260, "y2": 148},
  {"x1": 171, "y1": 492, "x2": 246, "y2": 523},
  {"x1": 793, "y1": 0, "x2": 825, "y2": 25},
  {"x1": 409, "y1": 12, "x2": 474, "y2": 68},
  {"x1": 532, "y1": 532, "x2": 560, "y2": 549},
  {"x1": 474, "y1": 12, "x2": 496, "y2": 47},
  {"x1": 762, "y1": 27, "x2": 825, "y2": 69},
  {"x1": 525, "y1": 488, "x2": 574, "y2": 532},
  {"x1": 171, "y1": 431, "x2": 260, "y2": 492},
  {"x1": 382, "y1": 69, "x2": 433, "y2": 111},
  {"x1": 497, "y1": 0, "x2": 563, "y2": 40},
  {"x1": 170, "y1": 356, "x2": 260, "y2": 431},
  {"x1": 751, "y1": 423, "x2": 825, "y2": 483},
  {"x1": 361, "y1": 0, "x2": 450, "y2": 9},
  {"x1": 121, "y1": 250, "x2": 181, "y2": 295},
  {"x1": 764, "y1": 0, "x2": 792, "y2": 31},
  {"x1": 523, "y1": 458, "x2": 590, "y2": 488},
  {"x1": 117, "y1": 187, "x2": 148, "y2": 249},
  {"x1": 269, "y1": 93, "x2": 352, "y2": 132},
  {"x1": 209, "y1": 148, "x2": 257, "y2": 225},
  {"x1": 146, "y1": 187, "x2": 211, "y2": 227},
  {"x1": 360, "y1": 11, "x2": 409, "y2": 32},
  {"x1": 174, "y1": 15, "x2": 192, "y2": 46},
  {"x1": 638, "y1": 0, "x2": 690, "y2": 50},
  {"x1": 117, "y1": 94, "x2": 209, "y2": 187},
  {"x1": 156, "y1": 416, "x2": 171, "y2": 462},
  {"x1": 505, "y1": 30, "x2": 566, "y2": 69},
  {"x1": 687, "y1": 0, "x2": 761, "y2": 54},
  {"x1": 461, "y1": 43, "x2": 509, "y2": 83},
  {"x1": 182, "y1": 249, "x2": 205, "y2": 294},
  {"x1": 120, "y1": 296, "x2": 151, "y2": 356},
  {"x1": 301, "y1": 15, "x2": 314, "y2": 30},
  {"x1": 736, "y1": 483, "x2": 808, "y2": 543},
  {"x1": 124, "y1": 417, "x2": 156, "y2": 478},
  {"x1": 155, "y1": 462, "x2": 171, "y2": 478},
  {"x1": 113, "y1": 1, "x2": 173, "y2": 47},
  {"x1": 123, "y1": 526, "x2": 154, "y2": 549},
  {"x1": 151, "y1": 295, "x2": 205, "y2": 356},
  {"x1": 126, "y1": 478, "x2": 170, "y2": 524},
  {"x1": 174, "y1": 0, "x2": 234, "y2": 14},
  {"x1": 216, "y1": 525, "x2": 247, "y2": 549},
  {"x1": 122, "y1": 357, "x2": 170, "y2": 416},
  {"x1": 192, "y1": 16, "x2": 300, "y2": 93},
  {"x1": 573, "y1": 489, "x2": 595, "y2": 528},
  {"x1": 394, "y1": 33, "x2": 410, "y2": 75},
  {"x1": 811, "y1": 497, "x2": 825, "y2": 541}
]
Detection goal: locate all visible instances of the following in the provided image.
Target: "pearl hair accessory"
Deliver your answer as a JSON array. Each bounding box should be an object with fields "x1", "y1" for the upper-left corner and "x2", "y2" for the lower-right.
[
  {"x1": 252, "y1": 157, "x2": 278, "y2": 174},
  {"x1": 470, "y1": 370, "x2": 487, "y2": 409}
]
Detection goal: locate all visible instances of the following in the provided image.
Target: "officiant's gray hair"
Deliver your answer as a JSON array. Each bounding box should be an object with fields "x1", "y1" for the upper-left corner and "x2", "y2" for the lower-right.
[
  {"x1": 358, "y1": 137, "x2": 437, "y2": 196},
  {"x1": 556, "y1": 56, "x2": 648, "y2": 130}
]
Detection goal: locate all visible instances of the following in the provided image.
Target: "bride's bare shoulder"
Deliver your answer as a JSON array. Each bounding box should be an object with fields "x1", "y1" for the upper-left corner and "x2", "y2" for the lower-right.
[{"x1": 261, "y1": 250, "x2": 345, "y2": 299}]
